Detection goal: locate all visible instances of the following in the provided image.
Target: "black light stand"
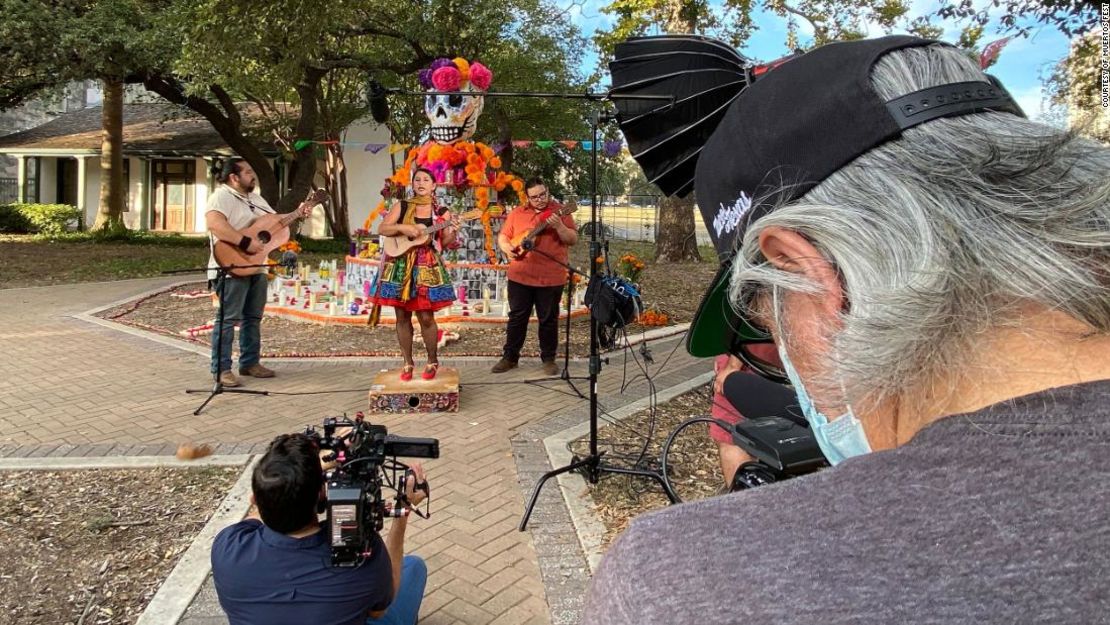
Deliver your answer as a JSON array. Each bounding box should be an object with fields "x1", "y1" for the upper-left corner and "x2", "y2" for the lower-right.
[
  {"x1": 171, "y1": 263, "x2": 277, "y2": 415},
  {"x1": 517, "y1": 108, "x2": 679, "y2": 532}
]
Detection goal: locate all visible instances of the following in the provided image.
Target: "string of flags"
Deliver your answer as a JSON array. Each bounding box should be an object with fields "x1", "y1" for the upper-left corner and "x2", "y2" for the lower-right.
[{"x1": 290, "y1": 139, "x2": 625, "y2": 157}]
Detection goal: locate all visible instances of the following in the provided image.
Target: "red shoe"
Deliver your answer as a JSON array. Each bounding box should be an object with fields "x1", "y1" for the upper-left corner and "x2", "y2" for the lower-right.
[
  {"x1": 399, "y1": 364, "x2": 415, "y2": 382},
  {"x1": 421, "y1": 362, "x2": 439, "y2": 380}
]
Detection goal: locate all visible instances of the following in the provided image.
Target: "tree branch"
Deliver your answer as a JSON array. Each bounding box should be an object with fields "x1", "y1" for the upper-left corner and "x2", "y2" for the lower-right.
[
  {"x1": 209, "y1": 84, "x2": 241, "y2": 127},
  {"x1": 777, "y1": 2, "x2": 828, "y2": 40}
]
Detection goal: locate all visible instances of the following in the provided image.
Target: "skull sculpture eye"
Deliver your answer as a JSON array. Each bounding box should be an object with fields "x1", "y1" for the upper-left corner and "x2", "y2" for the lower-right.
[{"x1": 425, "y1": 85, "x2": 486, "y2": 145}]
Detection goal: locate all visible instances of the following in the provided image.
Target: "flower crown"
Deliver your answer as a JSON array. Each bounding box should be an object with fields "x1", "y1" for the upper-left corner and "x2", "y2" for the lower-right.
[{"x1": 418, "y1": 57, "x2": 493, "y2": 92}]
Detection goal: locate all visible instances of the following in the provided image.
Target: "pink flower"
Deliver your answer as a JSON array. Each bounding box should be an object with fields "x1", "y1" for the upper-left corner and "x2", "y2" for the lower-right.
[
  {"x1": 432, "y1": 67, "x2": 461, "y2": 92},
  {"x1": 469, "y1": 62, "x2": 493, "y2": 90}
]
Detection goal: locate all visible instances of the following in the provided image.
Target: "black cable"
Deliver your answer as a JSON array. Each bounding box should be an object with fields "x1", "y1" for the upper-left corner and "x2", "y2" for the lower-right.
[{"x1": 660, "y1": 416, "x2": 734, "y2": 503}]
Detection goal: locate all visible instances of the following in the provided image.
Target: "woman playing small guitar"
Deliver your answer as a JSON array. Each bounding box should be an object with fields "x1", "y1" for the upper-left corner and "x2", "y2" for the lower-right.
[{"x1": 373, "y1": 168, "x2": 458, "y2": 381}]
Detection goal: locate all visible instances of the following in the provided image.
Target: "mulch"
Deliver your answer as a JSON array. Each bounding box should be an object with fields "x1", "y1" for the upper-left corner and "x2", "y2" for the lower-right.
[
  {"x1": 569, "y1": 385, "x2": 722, "y2": 547},
  {"x1": 0, "y1": 466, "x2": 240, "y2": 624}
]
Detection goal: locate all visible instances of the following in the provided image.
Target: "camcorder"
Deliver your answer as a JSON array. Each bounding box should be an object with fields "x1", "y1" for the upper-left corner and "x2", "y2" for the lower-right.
[
  {"x1": 721, "y1": 373, "x2": 828, "y2": 491},
  {"x1": 304, "y1": 415, "x2": 440, "y2": 567}
]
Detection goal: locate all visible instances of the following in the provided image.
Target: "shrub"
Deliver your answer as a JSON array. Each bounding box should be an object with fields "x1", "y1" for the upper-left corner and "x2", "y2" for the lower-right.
[
  {"x1": 0, "y1": 204, "x2": 32, "y2": 233},
  {"x1": 1, "y1": 203, "x2": 80, "y2": 235}
]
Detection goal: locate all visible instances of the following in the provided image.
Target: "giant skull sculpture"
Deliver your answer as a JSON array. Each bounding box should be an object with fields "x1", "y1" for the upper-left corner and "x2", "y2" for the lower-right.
[
  {"x1": 425, "y1": 87, "x2": 484, "y2": 144},
  {"x1": 419, "y1": 58, "x2": 493, "y2": 145}
]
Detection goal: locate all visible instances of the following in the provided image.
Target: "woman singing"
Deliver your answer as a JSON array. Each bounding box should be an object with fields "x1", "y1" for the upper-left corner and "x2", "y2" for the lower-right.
[{"x1": 375, "y1": 168, "x2": 457, "y2": 381}]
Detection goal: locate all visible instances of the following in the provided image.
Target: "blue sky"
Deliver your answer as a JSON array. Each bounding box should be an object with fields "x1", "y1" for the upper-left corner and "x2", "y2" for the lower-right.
[{"x1": 565, "y1": 0, "x2": 1074, "y2": 122}]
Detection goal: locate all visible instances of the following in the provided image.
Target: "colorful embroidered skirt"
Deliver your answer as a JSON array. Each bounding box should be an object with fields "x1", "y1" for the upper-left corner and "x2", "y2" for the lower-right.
[{"x1": 372, "y1": 245, "x2": 456, "y2": 312}]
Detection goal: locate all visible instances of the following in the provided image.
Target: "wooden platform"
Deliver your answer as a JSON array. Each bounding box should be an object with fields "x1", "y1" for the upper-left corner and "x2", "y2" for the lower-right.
[{"x1": 367, "y1": 367, "x2": 460, "y2": 413}]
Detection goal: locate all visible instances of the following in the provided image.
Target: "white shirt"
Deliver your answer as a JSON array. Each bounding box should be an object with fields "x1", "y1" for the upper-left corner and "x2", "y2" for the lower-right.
[{"x1": 206, "y1": 184, "x2": 275, "y2": 279}]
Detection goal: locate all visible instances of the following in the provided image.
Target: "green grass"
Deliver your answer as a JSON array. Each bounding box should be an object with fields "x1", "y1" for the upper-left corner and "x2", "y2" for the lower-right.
[{"x1": 0, "y1": 234, "x2": 346, "y2": 289}]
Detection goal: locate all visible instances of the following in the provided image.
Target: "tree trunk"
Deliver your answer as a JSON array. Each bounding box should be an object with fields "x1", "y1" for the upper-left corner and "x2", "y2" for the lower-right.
[
  {"x1": 654, "y1": 193, "x2": 701, "y2": 261},
  {"x1": 279, "y1": 68, "x2": 323, "y2": 217},
  {"x1": 334, "y1": 146, "x2": 350, "y2": 240},
  {"x1": 320, "y1": 141, "x2": 351, "y2": 240},
  {"x1": 93, "y1": 78, "x2": 125, "y2": 232}
]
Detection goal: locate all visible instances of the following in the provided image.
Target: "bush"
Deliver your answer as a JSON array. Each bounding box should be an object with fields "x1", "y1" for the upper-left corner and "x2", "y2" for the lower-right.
[
  {"x1": 0, "y1": 204, "x2": 32, "y2": 233},
  {"x1": 0, "y1": 203, "x2": 80, "y2": 235},
  {"x1": 293, "y1": 236, "x2": 351, "y2": 255}
]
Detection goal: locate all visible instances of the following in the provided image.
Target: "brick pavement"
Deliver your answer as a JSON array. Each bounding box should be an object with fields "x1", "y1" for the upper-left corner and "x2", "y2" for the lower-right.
[{"x1": 0, "y1": 278, "x2": 710, "y2": 624}]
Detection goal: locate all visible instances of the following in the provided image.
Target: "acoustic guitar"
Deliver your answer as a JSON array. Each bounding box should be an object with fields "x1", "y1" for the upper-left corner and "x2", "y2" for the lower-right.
[
  {"x1": 380, "y1": 209, "x2": 482, "y2": 257},
  {"x1": 213, "y1": 189, "x2": 328, "y2": 277},
  {"x1": 509, "y1": 197, "x2": 578, "y2": 259}
]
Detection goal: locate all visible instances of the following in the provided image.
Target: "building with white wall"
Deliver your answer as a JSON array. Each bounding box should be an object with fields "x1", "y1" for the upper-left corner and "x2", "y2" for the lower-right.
[{"x1": 0, "y1": 102, "x2": 393, "y2": 235}]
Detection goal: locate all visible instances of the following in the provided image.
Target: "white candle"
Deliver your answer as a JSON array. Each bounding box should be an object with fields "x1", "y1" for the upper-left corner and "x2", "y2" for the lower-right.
[
  {"x1": 309, "y1": 293, "x2": 317, "y2": 310},
  {"x1": 482, "y1": 287, "x2": 490, "y2": 316},
  {"x1": 329, "y1": 301, "x2": 337, "y2": 316}
]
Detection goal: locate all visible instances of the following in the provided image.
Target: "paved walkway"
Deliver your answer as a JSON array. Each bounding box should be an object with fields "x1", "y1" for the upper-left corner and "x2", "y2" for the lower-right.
[{"x1": 0, "y1": 277, "x2": 709, "y2": 624}]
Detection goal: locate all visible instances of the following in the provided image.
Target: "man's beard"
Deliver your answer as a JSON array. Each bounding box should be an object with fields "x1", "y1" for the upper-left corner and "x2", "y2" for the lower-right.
[{"x1": 242, "y1": 181, "x2": 256, "y2": 193}]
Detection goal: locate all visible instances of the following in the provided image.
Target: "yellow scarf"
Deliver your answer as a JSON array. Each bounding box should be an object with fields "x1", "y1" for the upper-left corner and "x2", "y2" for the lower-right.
[
  {"x1": 368, "y1": 195, "x2": 435, "y2": 326},
  {"x1": 396, "y1": 195, "x2": 434, "y2": 304},
  {"x1": 400, "y1": 194, "x2": 433, "y2": 225}
]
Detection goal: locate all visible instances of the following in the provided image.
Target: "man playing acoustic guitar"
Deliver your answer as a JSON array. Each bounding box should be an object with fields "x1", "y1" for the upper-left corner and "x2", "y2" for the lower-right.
[
  {"x1": 492, "y1": 176, "x2": 578, "y2": 375},
  {"x1": 205, "y1": 159, "x2": 315, "y2": 387}
]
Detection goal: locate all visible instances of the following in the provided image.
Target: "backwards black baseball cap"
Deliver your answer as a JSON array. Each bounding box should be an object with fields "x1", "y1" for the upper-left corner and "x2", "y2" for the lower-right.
[{"x1": 686, "y1": 35, "x2": 1024, "y2": 358}]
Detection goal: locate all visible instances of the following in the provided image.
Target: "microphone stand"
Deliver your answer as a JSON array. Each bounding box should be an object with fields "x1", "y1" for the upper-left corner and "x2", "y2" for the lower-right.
[
  {"x1": 167, "y1": 262, "x2": 280, "y2": 415},
  {"x1": 512, "y1": 242, "x2": 588, "y2": 399}
]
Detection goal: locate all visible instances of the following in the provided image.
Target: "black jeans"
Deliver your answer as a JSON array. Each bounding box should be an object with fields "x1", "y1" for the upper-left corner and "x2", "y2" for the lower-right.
[{"x1": 502, "y1": 280, "x2": 564, "y2": 362}]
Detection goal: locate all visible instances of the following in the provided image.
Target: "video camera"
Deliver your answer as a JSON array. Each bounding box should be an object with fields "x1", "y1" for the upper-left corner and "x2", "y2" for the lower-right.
[
  {"x1": 721, "y1": 372, "x2": 828, "y2": 491},
  {"x1": 304, "y1": 414, "x2": 440, "y2": 567}
]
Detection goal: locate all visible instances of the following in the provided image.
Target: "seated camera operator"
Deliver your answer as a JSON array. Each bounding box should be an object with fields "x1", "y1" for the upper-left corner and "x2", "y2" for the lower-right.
[
  {"x1": 211, "y1": 434, "x2": 428, "y2": 625},
  {"x1": 583, "y1": 35, "x2": 1110, "y2": 624}
]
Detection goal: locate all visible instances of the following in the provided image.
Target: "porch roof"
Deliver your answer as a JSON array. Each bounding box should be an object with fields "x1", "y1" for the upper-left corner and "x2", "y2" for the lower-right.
[{"x1": 0, "y1": 103, "x2": 277, "y2": 157}]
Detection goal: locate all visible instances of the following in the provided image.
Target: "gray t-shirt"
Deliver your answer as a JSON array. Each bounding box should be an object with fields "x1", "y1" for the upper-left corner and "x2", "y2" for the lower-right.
[
  {"x1": 583, "y1": 380, "x2": 1110, "y2": 624},
  {"x1": 206, "y1": 184, "x2": 275, "y2": 280}
]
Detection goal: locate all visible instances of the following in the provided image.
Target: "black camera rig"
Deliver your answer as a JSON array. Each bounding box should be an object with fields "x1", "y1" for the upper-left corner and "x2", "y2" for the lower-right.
[
  {"x1": 660, "y1": 372, "x2": 828, "y2": 499},
  {"x1": 304, "y1": 414, "x2": 439, "y2": 567}
]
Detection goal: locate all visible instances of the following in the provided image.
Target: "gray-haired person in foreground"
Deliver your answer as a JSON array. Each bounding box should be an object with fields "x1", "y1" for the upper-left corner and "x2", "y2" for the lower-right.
[{"x1": 583, "y1": 36, "x2": 1110, "y2": 624}]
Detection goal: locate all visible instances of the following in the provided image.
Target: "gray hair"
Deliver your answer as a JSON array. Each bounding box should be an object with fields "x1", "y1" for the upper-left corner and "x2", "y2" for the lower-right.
[{"x1": 729, "y1": 43, "x2": 1110, "y2": 407}]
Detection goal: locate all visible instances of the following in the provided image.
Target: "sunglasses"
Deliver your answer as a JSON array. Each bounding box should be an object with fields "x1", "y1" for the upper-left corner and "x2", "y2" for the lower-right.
[{"x1": 728, "y1": 325, "x2": 789, "y2": 385}]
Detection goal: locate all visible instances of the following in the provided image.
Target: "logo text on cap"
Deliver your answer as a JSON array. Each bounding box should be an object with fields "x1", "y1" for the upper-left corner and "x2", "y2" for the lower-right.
[{"x1": 713, "y1": 192, "x2": 753, "y2": 241}]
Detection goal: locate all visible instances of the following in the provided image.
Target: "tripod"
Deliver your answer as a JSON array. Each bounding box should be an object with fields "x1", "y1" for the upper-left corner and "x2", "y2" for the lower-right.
[
  {"x1": 177, "y1": 263, "x2": 276, "y2": 415},
  {"x1": 518, "y1": 110, "x2": 678, "y2": 532}
]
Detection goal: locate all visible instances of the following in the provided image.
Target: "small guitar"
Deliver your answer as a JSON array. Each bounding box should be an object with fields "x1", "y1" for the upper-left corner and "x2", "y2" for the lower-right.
[
  {"x1": 509, "y1": 197, "x2": 578, "y2": 259},
  {"x1": 380, "y1": 209, "x2": 482, "y2": 257},
  {"x1": 213, "y1": 189, "x2": 328, "y2": 277}
]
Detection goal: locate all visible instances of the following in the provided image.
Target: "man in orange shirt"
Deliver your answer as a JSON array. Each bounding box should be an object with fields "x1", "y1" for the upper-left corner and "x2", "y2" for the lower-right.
[{"x1": 492, "y1": 177, "x2": 578, "y2": 375}]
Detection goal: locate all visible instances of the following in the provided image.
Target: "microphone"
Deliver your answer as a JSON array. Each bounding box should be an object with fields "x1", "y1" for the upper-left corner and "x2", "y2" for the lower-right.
[
  {"x1": 721, "y1": 372, "x2": 805, "y2": 427},
  {"x1": 368, "y1": 80, "x2": 390, "y2": 124},
  {"x1": 281, "y1": 250, "x2": 298, "y2": 270}
]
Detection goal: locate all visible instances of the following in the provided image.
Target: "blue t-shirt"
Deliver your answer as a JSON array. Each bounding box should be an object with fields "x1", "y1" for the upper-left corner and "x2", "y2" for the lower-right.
[{"x1": 211, "y1": 519, "x2": 392, "y2": 625}]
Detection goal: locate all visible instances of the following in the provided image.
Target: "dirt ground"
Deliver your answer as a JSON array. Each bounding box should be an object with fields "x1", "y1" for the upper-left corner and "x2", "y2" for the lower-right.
[
  {"x1": 0, "y1": 466, "x2": 240, "y2": 625},
  {"x1": 569, "y1": 384, "x2": 721, "y2": 546}
]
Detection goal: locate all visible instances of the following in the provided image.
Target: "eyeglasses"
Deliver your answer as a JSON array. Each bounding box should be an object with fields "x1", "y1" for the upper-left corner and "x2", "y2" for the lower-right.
[
  {"x1": 527, "y1": 191, "x2": 549, "y2": 200},
  {"x1": 728, "y1": 315, "x2": 789, "y2": 385}
]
